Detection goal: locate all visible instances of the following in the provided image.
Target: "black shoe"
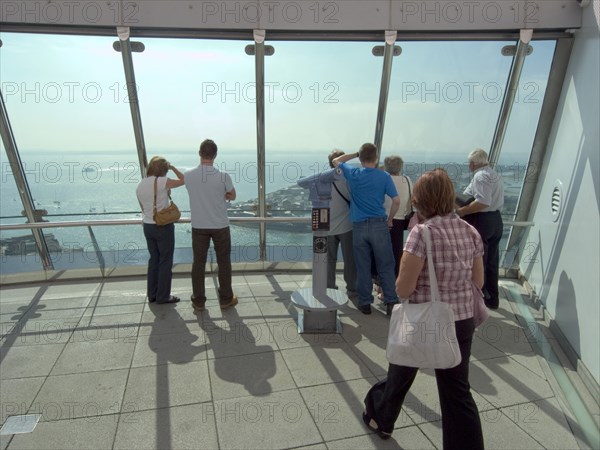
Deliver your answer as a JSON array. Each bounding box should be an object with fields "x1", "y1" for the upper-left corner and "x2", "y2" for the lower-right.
[
  {"x1": 148, "y1": 297, "x2": 156, "y2": 304},
  {"x1": 386, "y1": 302, "x2": 398, "y2": 316},
  {"x1": 157, "y1": 296, "x2": 180, "y2": 304},
  {"x1": 485, "y1": 298, "x2": 499, "y2": 310},
  {"x1": 357, "y1": 304, "x2": 372, "y2": 315},
  {"x1": 362, "y1": 412, "x2": 392, "y2": 440}
]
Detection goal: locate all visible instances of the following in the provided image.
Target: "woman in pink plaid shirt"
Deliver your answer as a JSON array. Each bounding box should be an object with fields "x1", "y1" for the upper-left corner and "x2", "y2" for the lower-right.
[{"x1": 363, "y1": 168, "x2": 485, "y2": 449}]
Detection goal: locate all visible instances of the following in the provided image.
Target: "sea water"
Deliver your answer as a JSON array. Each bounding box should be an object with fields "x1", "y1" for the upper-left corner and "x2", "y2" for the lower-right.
[{"x1": 0, "y1": 149, "x2": 526, "y2": 273}]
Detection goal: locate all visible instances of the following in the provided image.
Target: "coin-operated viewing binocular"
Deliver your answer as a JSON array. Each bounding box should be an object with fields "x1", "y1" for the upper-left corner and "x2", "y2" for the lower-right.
[{"x1": 292, "y1": 167, "x2": 347, "y2": 334}]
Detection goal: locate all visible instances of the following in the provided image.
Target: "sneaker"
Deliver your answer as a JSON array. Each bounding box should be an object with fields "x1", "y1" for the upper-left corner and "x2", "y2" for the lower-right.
[
  {"x1": 220, "y1": 295, "x2": 238, "y2": 310},
  {"x1": 357, "y1": 304, "x2": 372, "y2": 315}
]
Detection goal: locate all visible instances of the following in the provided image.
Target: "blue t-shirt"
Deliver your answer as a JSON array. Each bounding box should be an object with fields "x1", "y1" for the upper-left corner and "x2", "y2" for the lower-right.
[{"x1": 340, "y1": 163, "x2": 398, "y2": 222}]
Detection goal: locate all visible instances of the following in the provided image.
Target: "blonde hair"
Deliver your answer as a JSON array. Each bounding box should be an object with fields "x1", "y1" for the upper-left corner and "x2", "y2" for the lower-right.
[{"x1": 147, "y1": 156, "x2": 168, "y2": 177}]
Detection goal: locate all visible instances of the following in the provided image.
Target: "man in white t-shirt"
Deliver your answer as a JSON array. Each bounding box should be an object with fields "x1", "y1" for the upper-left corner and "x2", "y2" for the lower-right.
[{"x1": 185, "y1": 139, "x2": 237, "y2": 311}]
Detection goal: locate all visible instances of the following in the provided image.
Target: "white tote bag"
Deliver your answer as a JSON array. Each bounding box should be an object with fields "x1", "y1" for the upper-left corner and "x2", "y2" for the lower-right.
[{"x1": 386, "y1": 226, "x2": 462, "y2": 369}]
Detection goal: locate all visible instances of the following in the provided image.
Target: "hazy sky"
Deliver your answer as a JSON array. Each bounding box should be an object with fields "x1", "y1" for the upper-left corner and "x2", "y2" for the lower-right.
[{"x1": 0, "y1": 32, "x2": 554, "y2": 164}]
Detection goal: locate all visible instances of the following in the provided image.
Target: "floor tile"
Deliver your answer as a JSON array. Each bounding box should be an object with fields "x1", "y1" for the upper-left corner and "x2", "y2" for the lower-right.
[
  {"x1": 6, "y1": 415, "x2": 118, "y2": 449},
  {"x1": 326, "y1": 425, "x2": 435, "y2": 449},
  {"x1": 50, "y1": 339, "x2": 136, "y2": 375},
  {"x1": 0, "y1": 377, "x2": 46, "y2": 424},
  {"x1": 31, "y1": 369, "x2": 129, "y2": 421},
  {"x1": 122, "y1": 360, "x2": 212, "y2": 411},
  {"x1": 113, "y1": 403, "x2": 219, "y2": 449},
  {"x1": 470, "y1": 356, "x2": 555, "y2": 408},
  {"x1": 208, "y1": 351, "x2": 296, "y2": 400},
  {"x1": 500, "y1": 398, "x2": 581, "y2": 450},
  {"x1": 0, "y1": 344, "x2": 65, "y2": 379},
  {"x1": 213, "y1": 390, "x2": 321, "y2": 449},
  {"x1": 299, "y1": 378, "x2": 400, "y2": 442},
  {"x1": 280, "y1": 343, "x2": 374, "y2": 387},
  {"x1": 131, "y1": 331, "x2": 207, "y2": 368}
]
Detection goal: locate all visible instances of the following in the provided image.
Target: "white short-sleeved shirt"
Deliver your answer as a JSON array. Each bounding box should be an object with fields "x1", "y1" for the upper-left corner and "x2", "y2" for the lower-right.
[
  {"x1": 136, "y1": 176, "x2": 170, "y2": 224},
  {"x1": 384, "y1": 174, "x2": 413, "y2": 218},
  {"x1": 185, "y1": 164, "x2": 234, "y2": 229},
  {"x1": 464, "y1": 165, "x2": 504, "y2": 212}
]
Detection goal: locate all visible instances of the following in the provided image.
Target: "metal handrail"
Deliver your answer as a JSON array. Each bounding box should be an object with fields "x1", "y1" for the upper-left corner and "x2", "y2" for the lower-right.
[
  {"x1": 0, "y1": 217, "x2": 533, "y2": 231},
  {"x1": 0, "y1": 216, "x2": 310, "y2": 231}
]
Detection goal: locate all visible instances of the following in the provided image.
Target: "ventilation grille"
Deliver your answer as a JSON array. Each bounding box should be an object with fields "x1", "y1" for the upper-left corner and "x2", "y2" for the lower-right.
[{"x1": 551, "y1": 181, "x2": 563, "y2": 222}]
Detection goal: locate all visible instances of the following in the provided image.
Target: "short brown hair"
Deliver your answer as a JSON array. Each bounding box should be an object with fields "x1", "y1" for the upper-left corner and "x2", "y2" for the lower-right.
[
  {"x1": 358, "y1": 143, "x2": 377, "y2": 163},
  {"x1": 412, "y1": 168, "x2": 455, "y2": 219},
  {"x1": 147, "y1": 156, "x2": 168, "y2": 177},
  {"x1": 199, "y1": 139, "x2": 218, "y2": 160}
]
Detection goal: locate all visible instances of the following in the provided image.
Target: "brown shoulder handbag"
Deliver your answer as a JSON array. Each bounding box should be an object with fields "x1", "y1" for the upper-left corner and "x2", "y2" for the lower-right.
[{"x1": 153, "y1": 177, "x2": 181, "y2": 226}]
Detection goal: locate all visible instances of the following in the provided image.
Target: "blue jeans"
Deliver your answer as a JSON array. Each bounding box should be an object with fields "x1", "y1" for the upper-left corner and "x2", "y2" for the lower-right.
[
  {"x1": 143, "y1": 223, "x2": 175, "y2": 303},
  {"x1": 352, "y1": 217, "x2": 398, "y2": 306}
]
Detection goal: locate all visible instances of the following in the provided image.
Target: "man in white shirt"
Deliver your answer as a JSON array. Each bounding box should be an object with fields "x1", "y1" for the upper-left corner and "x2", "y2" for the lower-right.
[
  {"x1": 185, "y1": 139, "x2": 237, "y2": 311},
  {"x1": 457, "y1": 148, "x2": 504, "y2": 310}
]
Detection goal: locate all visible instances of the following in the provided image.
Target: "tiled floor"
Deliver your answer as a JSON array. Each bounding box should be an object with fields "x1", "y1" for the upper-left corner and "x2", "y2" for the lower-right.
[{"x1": 0, "y1": 274, "x2": 594, "y2": 449}]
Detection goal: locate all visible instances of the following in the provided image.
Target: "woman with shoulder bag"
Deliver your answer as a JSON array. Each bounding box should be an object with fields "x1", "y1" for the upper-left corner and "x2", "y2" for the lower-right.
[
  {"x1": 363, "y1": 168, "x2": 485, "y2": 449},
  {"x1": 383, "y1": 155, "x2": 414, "y2": 279},
  {"x1": 136, "y1": 156, "x2": 185, "y2": 304}
]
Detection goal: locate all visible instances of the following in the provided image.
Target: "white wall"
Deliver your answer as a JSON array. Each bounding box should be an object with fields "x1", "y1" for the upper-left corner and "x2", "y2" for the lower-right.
[{"x1": 522, "y1": 1, "x2": 600, "y2": 384}]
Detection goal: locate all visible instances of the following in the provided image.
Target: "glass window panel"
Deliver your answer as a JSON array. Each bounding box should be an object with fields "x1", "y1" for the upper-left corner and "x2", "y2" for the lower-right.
[
  {"x1": 0, "y1": 32, "x2": 142, "y2": 268},
  {"x1": 497, "y1": 40, "x2": 556, "y2": 219},
  {"x1": 264, "y1": 41, "x2": 383, "y2": 250},
  {"x1": 132, "y1": 38, "x2": 257, "y2": 251},
  {"x1": 132, "y1": 37, "x2": 256, "y2": 206},
  {"x1": 382, "y1": 41, "x2": 513, "y2": 186}
]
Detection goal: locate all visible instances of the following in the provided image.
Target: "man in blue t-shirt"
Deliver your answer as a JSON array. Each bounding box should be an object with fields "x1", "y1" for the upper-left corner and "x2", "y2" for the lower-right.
[{"x1": 333, "y1": 143, "x2": 400, "y2": 315}]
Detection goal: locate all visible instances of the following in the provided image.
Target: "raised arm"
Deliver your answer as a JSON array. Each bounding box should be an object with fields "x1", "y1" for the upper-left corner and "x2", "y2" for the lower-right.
[
  {"x1": 166, "y1": 164, "x2": 185, "y2": 189},
  {"x1": 332, "y1": 151, "x2": 359, "y2": 167}
]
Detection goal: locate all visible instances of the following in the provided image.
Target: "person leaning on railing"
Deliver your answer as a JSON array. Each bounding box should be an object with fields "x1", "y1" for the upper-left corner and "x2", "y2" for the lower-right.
[{"x1": 136, "y1": 156, "x2": 185, "y2": 304}]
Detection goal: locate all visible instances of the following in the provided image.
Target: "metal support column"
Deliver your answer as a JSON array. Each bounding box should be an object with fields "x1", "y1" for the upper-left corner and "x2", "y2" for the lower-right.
[
  {"x1": 506, "y1": 38, "x2": 574, "y2": 260},
  {"x1": 116, "y1": 27, "x2": 148, "y2": 177},
  {"x1": 0, "y1": 92, "x2": 54, "y2": 270},
  {"x1": 488, "y1": 29, "x2": 532, "y2": 168},
  {"x1": 373, "y1": 31, "x2": 397, "y2": 163},
  {"x1": 254, "y1": 30, "x2": 267, "y2": 261}
]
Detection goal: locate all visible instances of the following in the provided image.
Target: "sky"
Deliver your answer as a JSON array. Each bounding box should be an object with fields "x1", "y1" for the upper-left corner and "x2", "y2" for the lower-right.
[{"x1": 0, "y1": 32, "x2": 555, "y2": 165}]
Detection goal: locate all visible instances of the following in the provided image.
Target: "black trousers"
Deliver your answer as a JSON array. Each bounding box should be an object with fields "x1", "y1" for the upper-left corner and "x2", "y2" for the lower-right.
[
  {"x1": 191, "y1": 227, "x2": 233, "y2": 304},
  {"x1": 463, "y1": 210, "x2": 503, "y2": 306},
  {"x1": 365, "y1": 318, "x2": 484, "y2": 450},
  {"x1": 389, "y1": 218, "x2": 407, "y2": 279}
]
